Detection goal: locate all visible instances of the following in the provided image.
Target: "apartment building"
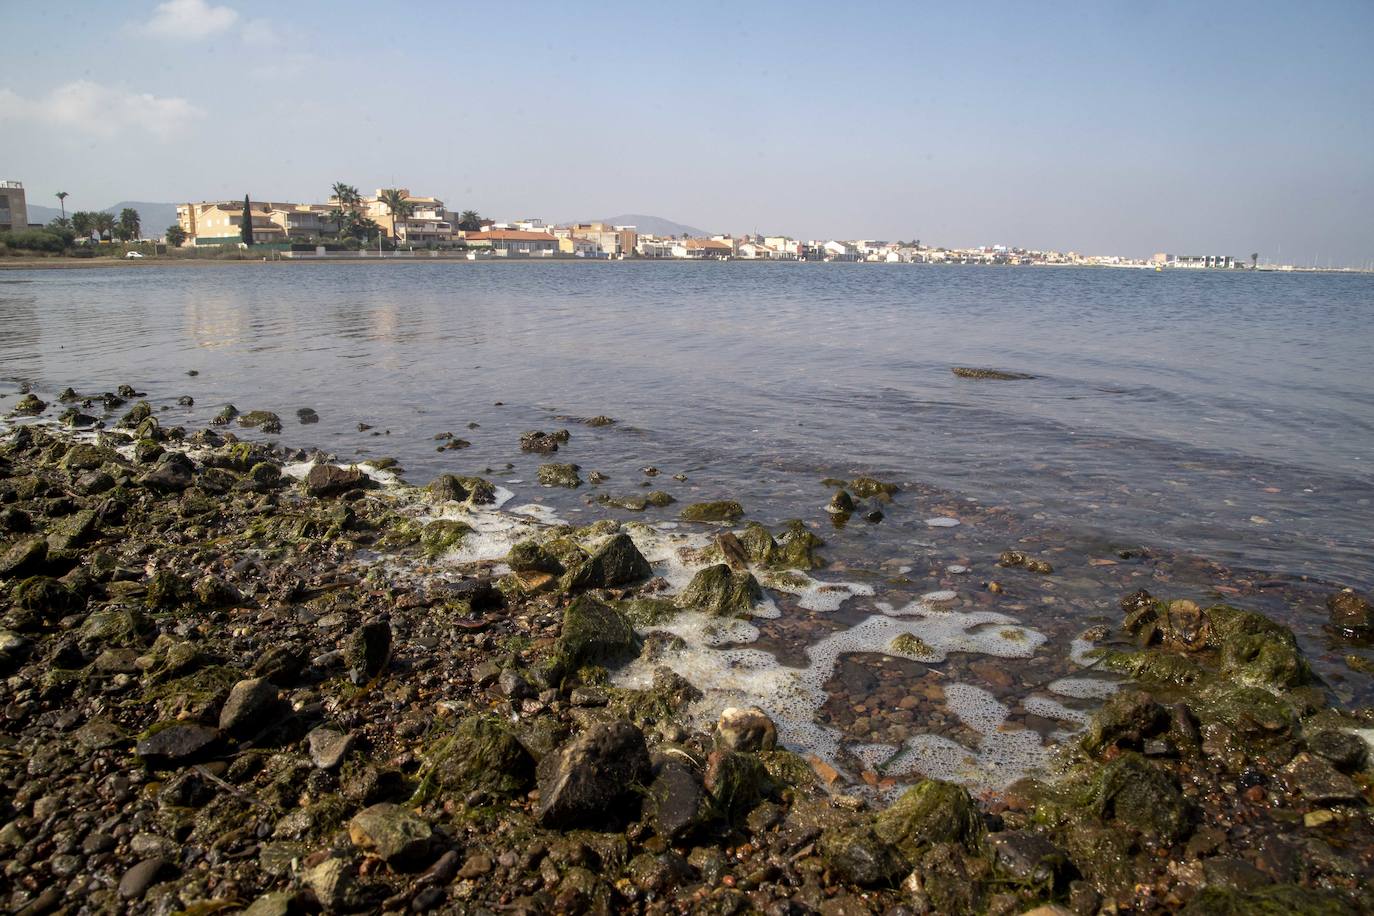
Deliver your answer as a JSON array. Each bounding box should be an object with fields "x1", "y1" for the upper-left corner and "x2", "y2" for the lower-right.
[
  {"x1": 361, "y1": 189, "x2": 453, "y2": 244},
  {"x1": 176, "y1": 200, "x2": 340, "y2": 245},
  {"x1": 0, "y1": 181, "x2": 29, "y2": 233}
]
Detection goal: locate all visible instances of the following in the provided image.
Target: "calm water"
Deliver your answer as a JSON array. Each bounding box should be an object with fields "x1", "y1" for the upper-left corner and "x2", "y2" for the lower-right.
[{"x1": 2, "y1": 261, "x2": 1373, "y2": 777}]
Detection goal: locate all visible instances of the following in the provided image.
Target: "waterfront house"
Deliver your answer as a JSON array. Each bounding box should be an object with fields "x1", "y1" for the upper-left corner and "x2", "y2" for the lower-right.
[
  {"x1": 558, "y1": 235, "x2": 601, "y2": 257},
  {"x1": 464, "y1": 229, "x2": 558, "y2": 256},
  {"x1": 361, "y1": 189, "x2": 453, "y2": 244},
  {"x1": 177, "y1": 200, "x2": 335, "y2": 245},
  {"x1": 671, "y1": 238, "x2": 734, "y2": 259},
  {"x1": 823, "y1": 240, "x2": 860, "y2": 261}
]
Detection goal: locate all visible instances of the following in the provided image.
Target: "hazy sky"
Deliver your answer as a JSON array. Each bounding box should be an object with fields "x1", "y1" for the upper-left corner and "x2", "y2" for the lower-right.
[{"x1": 2, "y1": 0, "x2": 1371, "y2": 264}]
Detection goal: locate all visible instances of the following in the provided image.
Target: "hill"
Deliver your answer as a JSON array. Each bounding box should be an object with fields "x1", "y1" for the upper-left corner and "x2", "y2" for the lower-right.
[
  {"x1": 25, "y1": 201, "x2": 179, "y2": 235},
  {"x1": 587, "y1": 214, "x2": 710, "y2": 238}
]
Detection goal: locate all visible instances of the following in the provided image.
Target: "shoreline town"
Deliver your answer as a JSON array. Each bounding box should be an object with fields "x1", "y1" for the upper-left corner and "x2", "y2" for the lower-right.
[{"x1": 3, "y1": 179, "x2": 1356, "y2": 272}]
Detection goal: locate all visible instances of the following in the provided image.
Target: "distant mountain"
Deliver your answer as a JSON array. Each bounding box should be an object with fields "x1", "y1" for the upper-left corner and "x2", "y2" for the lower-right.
[
  {"x1": 25, "y1": 201, "x2": 179, "y2": 235},
  {"x1": 588, "y1": 214, "x2": 710, "y2": 238}
]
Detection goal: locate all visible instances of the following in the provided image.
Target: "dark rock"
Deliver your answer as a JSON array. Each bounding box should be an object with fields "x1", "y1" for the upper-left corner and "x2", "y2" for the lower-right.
[
  {"x1": 567, "y1": 532, "x2": 653, "y2": 590},
  {"x1": 442, "y1": 576, "x2": 504, "y2": 611},
  {"x1": 647, "y1": 759, "x2": 711, "y2": 839},
  {"x1": 538, "y1": 463, "x2": 582, "y2": 488},
  {"x1": 10, "y1": 393, "x2": 47, "y2": 416},
  {"x1": 679, "y1": 564, "x2": 762, "y2": 617},
  {"x1": 818, "y1": 825, "x2": 906, "y2": 886},
  {"x1": 874, "y1": 779, "x2": 983, "y2": 858},
  {"x1": 136, "y1": 723, "x2": 221, "y2": 766},
  {"x1": 951, "y1": 367, "x2": 1036, "y2": 380},
  {"x1": 988, "y1": 830, "x2": 1070, "y2": 886},
  {"x1": 1280, "y1": 752, "x2": 1364, "y2": 805},
  {"x1": 219, "y1": 677, "x2": 284, "y2": 738},
  {"x1": 681, "y1": 500, "x2": 745, "y2": 522},
  {"x1": 1081, "y1": 690, "x2": 1168, "y2": 754},
  {"x1": 537, "y1": 719, "x2": 652, "y2": 829},
  {"x1": 119, "y1": 857, "x2": 172, "y2": 900},
  {"x1": 1090, "y1": 753, "x2": 1192, "y2": 844},
  {"x1": 703, "y1": 749, "x2": 773, "y2": 822},
  {"x1": 346, "y1": 616, "x2": 392, "y2": 683},
  {"x1": 1306, "y1": 730, "x2": 1368, "y2": 773},
  {"x1": 1328, "y1": 589, "x2": 1374, "y2": 637},
  {"x1": 304, "y1": 463, "x2": 369, "y2": 497},
  {"x1": 238, "y1": 410, "x2": 283, "y2": 433},
  {"x1": 139, "y1": 452, "x2": 194, "y2": 492},
  {"x1": 828, "y1": 490, "x2": 855, "y2": 513},
  {"x1": 1181, "y1": 885, "x2": 1358, "y2": 915},
  {"x1": 0, "y1": 536, "x2": 49, "y2": 577},
  {"x1": 550, "y1": 596, "x2": 637, "y2": 679},
  {"x1": 419, "y1": 715, "x2": 535, "y2": 799},
  {"x1": 520, "y1": 430, "x2": 562, "y2": 453}
]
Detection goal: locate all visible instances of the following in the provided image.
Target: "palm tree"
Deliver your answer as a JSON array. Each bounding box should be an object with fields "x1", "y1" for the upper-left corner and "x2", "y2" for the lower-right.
[
  {"x1": 1250, "y1": 252, "x2": 1259, "y2": 270},
  {"x1": 55, "y1": 191, "x2": 68, "y2": 221},
  {"x1": 71, "y1": 211, "x2": 94, "y2": 239},
  {"x1": 117, "y1": 208, "x2": 141, "y2": 242},
  {"x1": 378, "y1": 188, "x2": 413, "y2": 243},
  {"x1": 166, "y1": 224, "x2": 188, "y2": 247},
  {"x1": 457, "y1": 209, "x2": 483, "y2": 231},
  {"x1": 92, "y1": 211, "x2": 115, "y2": 241}
]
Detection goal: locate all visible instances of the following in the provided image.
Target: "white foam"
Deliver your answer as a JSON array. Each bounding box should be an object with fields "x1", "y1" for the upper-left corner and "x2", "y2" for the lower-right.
[
  {"x1": 761, "y1": 569, "x2": 875, "y2": 613},
  {"x1": 885, "y1": 726, "x2": 1053, "y2": 789},
  {"x1": 852, "y1": 743, "x2": 900, "y2": 772},
  {"x1": 509, "y1": 503, "x2": 566, "y2": 525},
  {"x1": 942, "y1": 683, "x2": 1010, "y2": 735}
]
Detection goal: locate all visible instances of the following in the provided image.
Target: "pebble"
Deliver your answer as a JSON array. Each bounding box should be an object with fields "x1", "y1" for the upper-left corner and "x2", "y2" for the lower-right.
[
  {"x1": 925, "y1": 517, "x2": 960, "y2": 527},
  {"x1": 118, "y1": 857, "x2": 168, "y2": 900}
]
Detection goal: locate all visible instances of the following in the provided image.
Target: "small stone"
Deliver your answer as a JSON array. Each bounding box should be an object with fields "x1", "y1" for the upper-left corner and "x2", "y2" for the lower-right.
[
  {"x1": 537, "y1": 719, "x2": 652, "y2": 829},
  {"x1": 303, "y1": 858, "x2": 355, "y2": 910},
  {"x1": 304, "y1": 463, "x2": 369, "y2": 497},
  {"x1": 308, "y1": 727, "x2": 355, "y2": 770},
  {"x1": 119, "y1": 857, "x2": 171, "y2": 900},
  {"x1": 457, "y1": 853, "x2": 493, "y2": 879},
  {"x1": 346, "y1": 616, "x2": 392, "y2": 683},
  {"x1": 1328, "y1": 589, "x2": 1374, "y2": 636},
  {"x1": 219, "y1": 677, "x2": 283, "y2": 738},
  {"x1": 136, "y1": 723, "x2": 220, "y2": 766},
  {"x1": 714, "y1": 706, "x2": 778, "y2": 752},
  {"x1": 348, "y1": 803, "x2": 433, "y2": 864},
  {"x1": 1281, "y1": 752, "x2": 1363, "y2": 805}
]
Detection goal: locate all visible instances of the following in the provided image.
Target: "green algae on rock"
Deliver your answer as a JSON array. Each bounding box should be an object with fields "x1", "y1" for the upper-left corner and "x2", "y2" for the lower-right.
[
  {"x1": 874, "y1": 779, "x2": 984, "y2": 858},
  {"x1": 680, "y1": 500, "x2": 744, "y2": 522},
  {"x1": 538, "y1": 463, "x2": 582, "y2": 488},
  {"x1": 678, "y1": 563, "x2": 762, "y2": 617}
]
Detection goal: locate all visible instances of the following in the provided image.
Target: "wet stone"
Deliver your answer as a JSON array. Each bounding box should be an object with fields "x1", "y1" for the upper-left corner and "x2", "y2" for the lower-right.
[
  {"x1": 136, "y1": 723, "x2": 221, "y2": 767},
  {"x1": 304, "y1": 463, "x2": 369, "y2": 497},
  {"x1": 1327, "y1": 589, "x2": 1374, "y2": 637},
  {"x1": 715, "y1": 706, "x2": 778, "y2": 753},
  {"x1": 219, "y1": 677, "x2": 284, "y2": 738},
  {"x1": 119, "y1": 857, "x2": 172, "y2": 900},
  {"x1": 348, "y1": 803, "x2": 433, "y2": 864},
  {"x1": 1305, "y1": 730, "x2": 1368, "y2": 773},
  {"x1": 537, "y1": 719, "x2": 652, "y2": 829},
  {"x1": 1280, "y1": 752, "x2": 1364, "y2": 806}
]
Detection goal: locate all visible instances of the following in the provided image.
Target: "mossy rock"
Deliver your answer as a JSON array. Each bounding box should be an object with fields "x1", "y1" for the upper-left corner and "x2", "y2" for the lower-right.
[
  {"x1": 607, "y1": 668, "x2": 702, "y2": 727},
  {"x1": 419, "y1": 519, "x2": 472, "y2": 558},
  {"x1": 681, "y1": 501, "x2": 744, "y2": 523},
  {"x1": 1089, "y1": 752, "x2": 1192, "y2": 845},
  {"x1": 1207, "y1": 605, "x2": 1310, "y2": 690},
  {"x1": 79, "y1": 606, "x2": 153, "y2": 648},
  {"x1": 506, "y1": 539, "x2": 565, "y2": 575},
  {"x1": 758, "y1": 749, "x2": 818, "y2": 789},
  {"x1": 426, "y1": 474, "x2": 496, "y2": 504},
  {"x1": 142, "y1": 664, "x2": 241, "y2": 721},
  {"x1": 10, "y1": 575, "x2": 84, "y2": 620},
  {"x1": 550, "y1": 596, "x2": 638, "y2": 681},
  {"x1": 679, "y1": 564, "x2": 762, "y2": 617},
  {"x1": 850, "y1": 477, "x2": 899, "y2": 499},
  {"x1": 565, "y1": 533, "x2": 653, "y2": 591},
  {"x1": 117, "y1": 401, "x2": 153, "y2": 429},
  {"x1": 1192, "y1": 682, "x2": 1298, "y2": 745},
  {"x1": 617, "y1": 597, "x2": 682, "y2": 627},
  {"x1": 874, "y1": 779, "x2": 983, "y2": 859},
  {"x1": 538, "y1": 463, "x2": 582, "y2": 488},
  {"x1": 414, "y1": 715, "x2": 536, "y2": 802},
  {"x1": 146, "y1": 569, "x2": 193, "y2": 609},
  {"x1": 1081, "y1": 690, "x2": 1168, "y2": 755},
  {"x1": 818, "y1": 824, "x2": 907, "y2": 887},
  {"x1": 705, "y1": 750, "x2": 773, "y2": 823},
  {"x1": 1180, "y1": 884, "x2": 1359, "y2": 915},
  {"x1": 1097, "y1": 648, "x2": 1207, "y2": 687},
  {"x1": 891, "y1": 633, "x2": 936, "y2": 657},
  {"x1": 734, "y1": 521, "x2": 824, "y2": 571}
]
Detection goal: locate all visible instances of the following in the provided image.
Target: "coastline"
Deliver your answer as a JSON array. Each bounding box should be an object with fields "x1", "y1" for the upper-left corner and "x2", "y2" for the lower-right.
[{"x1": 1, "y1": 387, "x2": 1371, "y2": 914}]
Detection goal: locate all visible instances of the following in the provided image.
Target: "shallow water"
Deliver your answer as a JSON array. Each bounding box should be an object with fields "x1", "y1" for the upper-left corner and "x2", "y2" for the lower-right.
[{"x1": 3, "y1": 261, "x2": 1372, "y2": 786}]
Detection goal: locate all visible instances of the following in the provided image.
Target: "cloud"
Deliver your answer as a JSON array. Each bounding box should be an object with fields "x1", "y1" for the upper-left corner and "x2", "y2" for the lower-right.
[
  {"x1": 0, "y1": 81, "x2": 204, "y2": 139},
  {"x1": 142, "y1": 0, "x2": 239, "y2": 40},
  {"x1": 239, "y1": 18, "x2": 280, "y2": 47}
]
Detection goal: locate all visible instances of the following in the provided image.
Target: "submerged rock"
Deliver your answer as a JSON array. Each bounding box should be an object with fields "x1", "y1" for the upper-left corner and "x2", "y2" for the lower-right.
[
  {"x1": 537, "y1": 719, "x2": 652, "y2": 828},
  {"x1": 237, "y1": 410, "x2": 283, "y2": 433},
  {"x1": 538, "y1": 463, "x2": 583, "y2": 488},
  {"x1": 1090, "y1": 753, "x2": 1192, "y2": 845},
  {"x1": 951, "y1": 367, "x2": 1037, "y2": 380},
  {"x1": 850, "y1": 476, "x2": 899, "y2": 499},
  {"x1": 1327, "y1": 588, "x2": 1374, "y2": 637},
  {"x1": 998, "y1": 550, "x2": 1054, "y2": 574},
  {"x1": 10, "y1": 393, "x2": 47, "y2": 416},
  {"x1": 680, "y1": 500, "x2": 744, "y2": 522}
]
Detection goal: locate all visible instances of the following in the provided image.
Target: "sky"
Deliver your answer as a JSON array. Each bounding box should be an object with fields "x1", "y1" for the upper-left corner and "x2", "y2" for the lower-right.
[{"x1": 2, "y1": 0, "x2": 1372, "y2": 265}]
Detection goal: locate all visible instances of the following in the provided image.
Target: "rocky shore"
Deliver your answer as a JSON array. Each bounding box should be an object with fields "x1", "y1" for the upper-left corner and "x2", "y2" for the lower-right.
[{"x1": 1, "y1": 390, "x2": 1372, "y2": 915}]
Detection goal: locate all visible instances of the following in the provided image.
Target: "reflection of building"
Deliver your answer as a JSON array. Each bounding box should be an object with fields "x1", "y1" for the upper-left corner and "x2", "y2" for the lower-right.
[
  {"x1": 361, "y1": 189, "x2": 452, "y2": 244},
  {"x1": 0, "y1": 180, "x2": 29, "y2": 232},
  {"x1": 176, "y1": 200, "x2": 339, "y2": 246}
]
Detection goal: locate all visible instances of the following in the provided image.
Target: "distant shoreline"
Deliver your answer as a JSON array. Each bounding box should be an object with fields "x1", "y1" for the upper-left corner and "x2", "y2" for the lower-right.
[{"x1": 0, "y1": 256, "x2": 1364, "y2": 274}]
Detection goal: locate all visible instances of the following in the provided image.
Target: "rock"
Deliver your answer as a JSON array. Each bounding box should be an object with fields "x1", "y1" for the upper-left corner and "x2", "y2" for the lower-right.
[
  {"x1": 136, "y1": 723, "x2": 221, "y2": 766},
  {"x1": 566, "y1": 532, "x2": 653, "y2": 590},
  {"x1": 1327, "y1": 589, "x2": 1374, "y2": 637},
  {"x1": 304, "y1": 463, "x2": 369, "y2": 497},
  {"x1": 241, "y1": 891, "x2": 296, "y2": 916},
  {"x1": 828, "y1": 490, "x2": 855, "y2": 513},
  {"x1": 1081, "y1": 690, "x2": 1168, "y2": 754},
  {"x1": 308, "y1": 727, "x2": 355, "y2": 769},
  {"x1": 1280, "y1": 752, "x2": 1364, "y2": 805},
  {"x1": 506, "y1": 539, "x2": 564, "y2": 575},
  {"x1": 715, "y1": 706, "x2": 778, "y2": 752},
  {"x1": 238, "y1": 410, "x2": 283, "y2": 433},
  {"x1": 998, "y1": 550, "x2": 1053, "y2": 574},
  {"x1": 988, "y1": 831, "x2": 1070, "y2": 885},
  {"x1": 538, "y1": 463, "x2": 582, "y2": 488},
  {"x1": 119, "y1": 857, "x2": 172, "y2": 900},
  {"x1": 346, "y1": 616, "x2": 392, "y2": 683},
  {"x1": 117, "y1": 400, "x2": 152, "y2": 428},
  {"x1": 10, "y1": 576, "x2": 84, "y2": 621},
  {"x1": 0, "y1": 536, "x2": 48, "y2": 578},
  {"x1": 193, "y1": 574, "x2": 241, "y2": 607},
  {"x1": 219, "y1": 677, "x2": 283, "y2": 738},
  {"x1": 550, "y1": 596, "x2": 637, "y2": 679},
  {"x1": 45, "y1": 508, "x2": 98, "y2": 551},
  {"x1": 418, "y1": 715, "x2": 535, "y2": 799},
  {"x1": 10, "y1": 393, "x2": 47, "y2": 416},
  {"x1": 1090, "y1": 753, "x2": 1192, "y2": 844},
  {"x1": 139, "y1": 452, "x2": 195, "y2": 492},
  {"x1": 348, "y1": 803, "x2": 433, "y2": 864},
  {"x1": 647, "y1": 758, "x2": 711, "y2": 839},
  {"x1": 1180, "y1": 885, "x2": 1358, "y2": 916},
  {"x1": 703, "y1": 749, "x2": 773, "y2": 822},
  {"x1": 426, "y1": 474, "x2": 495, "y2": 504},
  {"x1": 679, "y1": 564, "x2": 762, "y2": 617},
  {"x1": 680, "y1": 500, "x2": 744, "y2": 522},
  {"x1": 951, "y1": 367, "x2": 1036, "y2": 380},
  {"x1": 60, "y1": 442, "x2": 110, "y2": 470},
  {"x1": 849, "y1": 476, "x2": 899, "y2": 499},
  {"x1": 419, "y1": 519, "x2": 471, "y2": 558},
  {"x1": 537, "y1": 719, "x2": 652, "y2": 828},
  {"x1": 520, "y1": 430, "x2": 563, "y2": 453},
  {"x1": 1306, "y1": 730, "x2": 1368, "y2": 773},
  {"x1": 818, "y1": 825, "x2": 906, "y2": 886},
  {"x1": 303, "y1": 857, "x2": 355, "y2": 910},
  {"x1": 874, "y1": 779, "x2": 983, "y2": 859}
]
